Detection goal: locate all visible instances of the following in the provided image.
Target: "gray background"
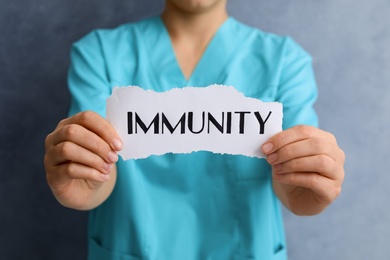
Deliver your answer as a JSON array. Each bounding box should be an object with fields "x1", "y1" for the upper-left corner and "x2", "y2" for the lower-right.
[{"x1": 0, "y1": 0, "x2": 389, "y2": 259}]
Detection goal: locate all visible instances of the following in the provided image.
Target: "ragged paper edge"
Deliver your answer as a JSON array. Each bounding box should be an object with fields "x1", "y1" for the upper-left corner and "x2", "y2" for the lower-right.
[{"x1": 106, "y1": 85, "x2": 283, "y2": 160}]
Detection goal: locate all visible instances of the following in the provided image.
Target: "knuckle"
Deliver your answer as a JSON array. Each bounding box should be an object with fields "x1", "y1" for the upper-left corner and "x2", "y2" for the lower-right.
[
  {"x1": 78, "y1": 111, "x2": 96, "y2": 124},
  {"x1": 64, "y1": 163, "x2": 76, "y2": 177},
  {"x1": 93, "y1": 139, "x2": 107, "y2": 154},
  {"x1": 92, "y1": 140, "x2": 101, "y2": 152},
  {"x1": 44, "y1": 133, "x2": 54, "y2": 148},
  {"x1": 327, "y1": 132, "x2": 337, "y2": 142},
  {"x1": 284, "y1": 146, "x2": 295, "y2": 159},
  {"x1": 316, "y1": 155, "x2": 331, "y2": 172},
  {"x1": 57, "y1": 118, "x2": 68, "y2": 128},
  {"x1": 311, "y1": 137, "x2": 321, "y2": 147},
  {"x1": 63, "y1": 124, "x2": 79, "y2": 139},
  {"x1": 86, "y1": 167, "x2": 99, "y2": 181},
  {"x1": 288, "y1": 160, "x2": 299, "y2": 171},
  {"x1": 296, "y1": 125, "x2": 312, "y2": 137},
  {"x1": 102, "y1": 121, "x2": 113, "y2": 134},
  {"x1": 64, "y1": 163, "x2": 97, "y2": 181},
  {"x1": 308, "y1": 175, "x2": 321, "y2": 190},
  {"x1": 311, "y1": 137, "x2": 328, "y2": 153},
  {"x1": 340, "y1": 171, "x2": 345, "y2": 182},
  {"x1": 337, "y1": 168, "x2": 345, "y2": 183},
  {"x1": 295, "y1": 125, "x2": 305, "y2": 132},
  {"x1": 339, "y1": 149, "x2": 346, "y2": 163},
  {"x1": 59, "y1": 142, "x2": 73, "y2": 157}
]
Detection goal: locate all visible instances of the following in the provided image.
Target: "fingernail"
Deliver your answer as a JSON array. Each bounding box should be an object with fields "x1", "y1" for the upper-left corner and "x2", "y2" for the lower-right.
[
  {"x1": 267, "y1": 153, "x2": 278, "y2": 163},
  {"x1": 262, "y1": 143, "x2": 273, "y2": 154},
  {"x1": 108, "y1": 151, "x2": 118, "y2": 163},
  {"x1": 103, "y1": 163, "x2": 113, "y2": 173},
  {"x1": 113, "y1": 138, "x2": 123, "y2": 150}
]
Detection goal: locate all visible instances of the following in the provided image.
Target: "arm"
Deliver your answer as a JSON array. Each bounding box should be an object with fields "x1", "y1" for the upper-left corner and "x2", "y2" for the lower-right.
[
  {"x1": 265, "y1": 38, "x2": 345, "y2": 215},
  {"x1": 45, "y1": 31, "x2": 121, "y2": 210}
]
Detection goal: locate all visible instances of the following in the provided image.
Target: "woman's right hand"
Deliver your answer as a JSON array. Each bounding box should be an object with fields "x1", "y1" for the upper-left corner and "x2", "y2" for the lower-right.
[{"x1": 44, "y1": 111, "x2": 123, "y2": 210}]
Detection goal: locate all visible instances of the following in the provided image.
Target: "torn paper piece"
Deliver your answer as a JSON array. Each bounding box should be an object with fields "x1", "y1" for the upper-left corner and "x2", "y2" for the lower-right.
[{"x1": 106, "y1": 85, "x2": 283, "y2": 160}]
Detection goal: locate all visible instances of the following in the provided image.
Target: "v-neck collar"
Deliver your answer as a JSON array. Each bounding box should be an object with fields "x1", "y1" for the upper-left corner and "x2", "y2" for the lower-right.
[
  {"x1": 142, "y1": 16, "x2": 240, "y2": 90},
  {"x1": 159, "y1": 16, "x2": 231, "y2": 84}
]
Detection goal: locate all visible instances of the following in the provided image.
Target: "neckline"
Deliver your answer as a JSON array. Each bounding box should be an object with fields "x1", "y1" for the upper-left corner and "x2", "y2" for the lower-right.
[{"x1": 157, "y1": 16, "x2": 232, "y2": 85}]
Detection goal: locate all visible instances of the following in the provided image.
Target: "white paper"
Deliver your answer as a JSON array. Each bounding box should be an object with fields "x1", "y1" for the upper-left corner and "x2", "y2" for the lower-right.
[{"x1": 106, "y1": 85, "x2": 283, "y2": 160}]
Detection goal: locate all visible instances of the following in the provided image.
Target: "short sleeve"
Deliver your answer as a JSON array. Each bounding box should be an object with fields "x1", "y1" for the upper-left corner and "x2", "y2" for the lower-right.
[
  {"x1": 276, "y1": 38, "x2": 319, "y2": 129},
  {"x1": 67, "y1": 30, "x2": 111, "y2": 117}
]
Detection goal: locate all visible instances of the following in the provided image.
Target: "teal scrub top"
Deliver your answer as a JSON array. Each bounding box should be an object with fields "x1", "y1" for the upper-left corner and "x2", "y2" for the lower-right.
[{"x1": 68, "y1": 16, "x2": 318, "y2": 260}]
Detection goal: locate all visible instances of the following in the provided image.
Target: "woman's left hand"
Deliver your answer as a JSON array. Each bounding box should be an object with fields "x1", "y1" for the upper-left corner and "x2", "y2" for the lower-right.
[{"x1": 262, "y1": 125, "x2": 345, "y2": 216}]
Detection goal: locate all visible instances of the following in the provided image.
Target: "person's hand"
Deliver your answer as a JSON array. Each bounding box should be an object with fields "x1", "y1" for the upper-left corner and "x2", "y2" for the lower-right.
[
  {"x1": 44, "y1": 111, "x2": 122, "y2": 210},
  {"x1": 262, "y1": 125, "x2": 345, "y2": 215}
]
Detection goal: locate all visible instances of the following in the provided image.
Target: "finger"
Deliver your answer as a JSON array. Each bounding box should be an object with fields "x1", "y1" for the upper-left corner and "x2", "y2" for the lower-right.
[
  {"x1": 49, "y1": 123, "x2": 118, "y2": 164},
  {"x1": 57, "y1": 162, "x2": 110, "y2": 183},
  {"x1": 272, "y1": 155, "x2": 338, "y2": 180},
  {"x1": 266, "y1": 137, "x2": 335, "y2": 165},
  {"x1": 273, "y1": 172, "x2": 342, "y2": 204},
  {"x1": 262, "y1": 125, "x2": 323, "y2": 155},
  {"x1": 58, "y1": 111, "x2": 123, "y2": 151},
  {"x1": 52, "y1": 141, "x2": 113, "y2": 174}
]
